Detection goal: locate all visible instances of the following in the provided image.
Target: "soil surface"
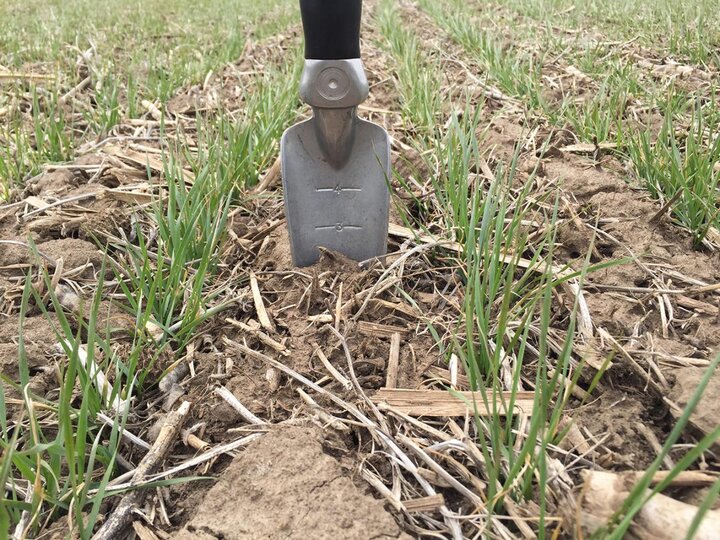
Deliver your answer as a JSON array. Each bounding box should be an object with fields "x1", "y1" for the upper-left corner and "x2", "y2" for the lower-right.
[{"x1": 175, "y1": 426, "x2": 409, "y2": 540}]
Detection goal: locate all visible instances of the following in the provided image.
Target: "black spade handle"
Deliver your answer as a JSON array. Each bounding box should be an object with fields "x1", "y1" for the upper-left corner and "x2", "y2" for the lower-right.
[{"x1": 299, "y1": 0, "x2": 362, "y2": 60}]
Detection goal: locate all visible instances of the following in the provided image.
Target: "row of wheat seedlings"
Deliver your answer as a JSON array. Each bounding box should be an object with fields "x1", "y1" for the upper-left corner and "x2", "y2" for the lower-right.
[
  {"x1": 378, "y1": 0, "x2": 579, "y2": 533},
  {"x1": 377, "y1": 0, "x2": 720, "y2": 536},
  {"x1": 1, "y1": 42, "x2": 303, "y2": 540},
  {"x1": 420, "y1": 0, "x2": 720, "y2": 247},
  {"x1": 0, "y1": 0, "x2": 296, "y2": 199}
]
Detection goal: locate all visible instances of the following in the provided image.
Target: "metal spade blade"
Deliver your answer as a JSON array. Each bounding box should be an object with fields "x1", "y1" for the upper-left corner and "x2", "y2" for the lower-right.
[{"x1": 280, "y1": 0, "x2": 390, "y2": 267}]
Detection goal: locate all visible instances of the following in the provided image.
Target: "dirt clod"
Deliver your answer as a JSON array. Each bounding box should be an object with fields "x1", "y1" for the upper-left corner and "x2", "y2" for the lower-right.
[
  {"x1": 175, "y1": 425, "x2": 408, "y2": 540},
  {"x1": 669, "y1": 367, "x2": 720, "y2": 446}
]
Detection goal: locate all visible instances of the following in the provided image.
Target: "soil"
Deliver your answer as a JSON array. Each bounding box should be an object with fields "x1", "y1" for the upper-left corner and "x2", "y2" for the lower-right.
[
  {"x1": 669, "y1": 368, "x2": 720, "y2": 450},
  {"x1": 0, "y1": 315, "x2": 57, "y2": 399},
  {"x1": 569, "y1": 387, "x2": 660, "y2": 468},
  {"x1": 180, "y1": 220, "x2": 433, "y2": 442},
  {"x1": 2, "y1": 0, "x2": 720, "y2": 538},
  {"x1": 175, "y1": 425, "x2": 409, "y2": 540}
]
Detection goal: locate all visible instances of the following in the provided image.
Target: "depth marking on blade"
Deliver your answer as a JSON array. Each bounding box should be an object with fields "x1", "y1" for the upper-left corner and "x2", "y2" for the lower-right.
[
  {"x1": 316, "y1": 185, "x2": 362, "y2": 194},
  {"x1": 315, "y1": 223, "x2": 362, "y2": 232}
]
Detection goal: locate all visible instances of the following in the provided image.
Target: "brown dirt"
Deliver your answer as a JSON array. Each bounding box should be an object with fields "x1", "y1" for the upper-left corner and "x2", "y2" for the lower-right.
[
  {"x1": 0, "y1": 317, "x2": 55, "y2": 372},
  {"x1": 463, "y1": 108, "x2": 720, "y2": 472},
  {"x1": 174, "y1": 425, "x2": 409, "y2": 540},
  {"x1": 569, "y1": 388, "x2": 659, "y2": 468},
  {"x1": 0, "y1": 314, "x2": 58, "y2": 412},
  {"x1": 550, "y1": 156, "x2": 720, "y2": 353},
  {"x1": 0, "y1": 238, "x2": 104, "y2": 279},
  {"x1": 182, "y1": 219, "x2": 432, "y2": 442},
  {"x1": 669, "y1": 368, "x2": 720, "y2": 449}
]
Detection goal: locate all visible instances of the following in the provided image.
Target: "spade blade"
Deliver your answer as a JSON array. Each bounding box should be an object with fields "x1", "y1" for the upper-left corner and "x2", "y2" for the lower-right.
[{"x1": 280, "y1": 117, "x2": 390, "y2": 267}]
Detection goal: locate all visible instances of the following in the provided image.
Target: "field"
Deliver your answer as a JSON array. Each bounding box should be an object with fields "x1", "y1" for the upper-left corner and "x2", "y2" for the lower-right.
[{"x1": 1, "y1": 0, "x2": 720, "y2": 538}]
